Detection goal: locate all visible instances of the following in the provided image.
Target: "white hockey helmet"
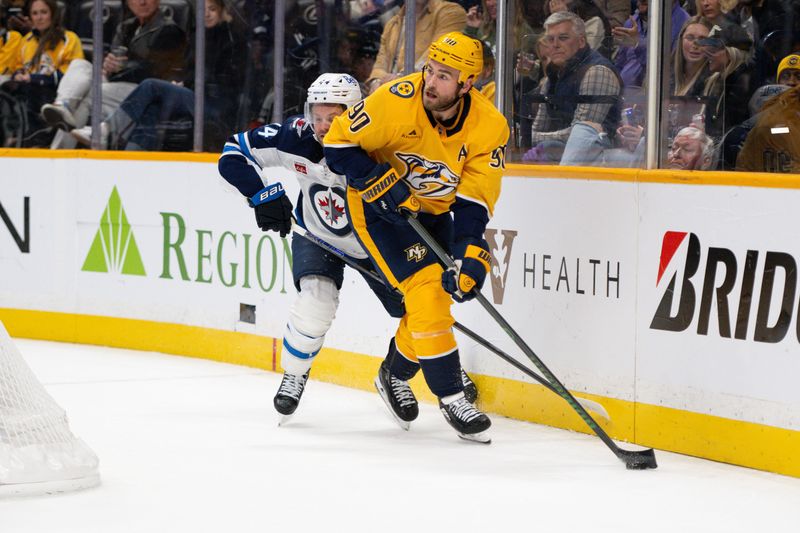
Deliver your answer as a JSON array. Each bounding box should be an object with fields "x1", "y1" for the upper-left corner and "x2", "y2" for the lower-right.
[{"x1": 304, "y1": 73, "x2": 363, "y2": 135}]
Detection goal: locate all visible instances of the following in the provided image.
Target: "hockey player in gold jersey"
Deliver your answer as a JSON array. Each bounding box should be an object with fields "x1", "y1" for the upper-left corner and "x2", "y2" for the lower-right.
[{"x1": 324, "y1": 32, "x2": 509, "y2": 442}]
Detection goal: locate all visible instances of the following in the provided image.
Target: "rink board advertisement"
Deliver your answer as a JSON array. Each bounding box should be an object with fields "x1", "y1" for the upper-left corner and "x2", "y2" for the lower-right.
[
  {"x1": 637, "y1": 184, "x2": 800, "y2": 431},
  {"x1": 1, "y1": 152, "x2": 799, "y2": 477}
]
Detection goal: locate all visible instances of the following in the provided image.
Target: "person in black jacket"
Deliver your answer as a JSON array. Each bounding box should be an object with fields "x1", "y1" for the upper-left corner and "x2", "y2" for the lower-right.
[
  {"x1": 69, "y1": 0, "x2": 243, "y2": 151},
  {"x1": 39, "y1": 0, "x2": 187, "y2": 145}
]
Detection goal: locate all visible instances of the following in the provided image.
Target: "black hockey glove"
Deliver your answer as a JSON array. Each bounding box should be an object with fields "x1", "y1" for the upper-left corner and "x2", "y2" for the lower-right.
[
  {"x1": 359, "y1": 163, "x2": 419, "y2": 224},
  {"x1": 441, "y1": 239, "x2": 491, "y2": 302},
  {"x1": 253, "y1": 194, "x2": 294, "y2": 237}
]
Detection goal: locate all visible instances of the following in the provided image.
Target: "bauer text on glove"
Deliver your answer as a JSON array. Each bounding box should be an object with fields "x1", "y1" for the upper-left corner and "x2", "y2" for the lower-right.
[{"x1": 249, "y1": 184, "x2": 294, "y2": 237}]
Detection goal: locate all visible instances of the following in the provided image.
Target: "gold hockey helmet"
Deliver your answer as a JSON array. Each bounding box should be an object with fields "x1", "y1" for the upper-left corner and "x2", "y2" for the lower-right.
[{"x1": 427, "y1": 32, "x2": 483, "y2": 84}]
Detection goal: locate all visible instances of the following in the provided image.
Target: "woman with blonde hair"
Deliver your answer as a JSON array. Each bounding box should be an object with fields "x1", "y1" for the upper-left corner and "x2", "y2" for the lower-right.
[
  {"x1": 2, "y1": 0, "x2": 82, "y2": 145},
  {"x1": 671, "y1": 15, "x2": 749, "y2": 137}
]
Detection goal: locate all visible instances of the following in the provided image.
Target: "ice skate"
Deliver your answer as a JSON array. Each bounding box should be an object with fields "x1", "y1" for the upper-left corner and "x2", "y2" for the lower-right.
[
  {"x1": 461, "y1": 368, "x2": 478, "y2": 404},
  {"x1": 274, "y1": 371, "x2": 309, "y2": 425},
  {"x1": 439, "y1": 391, "x2": 492, "y2": 444},
  {"x1": 375, "y1": 360, "x2": 419, "y2": 430}
]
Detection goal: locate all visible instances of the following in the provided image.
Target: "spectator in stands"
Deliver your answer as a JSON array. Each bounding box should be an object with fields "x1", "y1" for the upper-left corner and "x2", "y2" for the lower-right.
[
  {"x1": 39, "y1": 0, "x2": 187, "y2": 145},
  {"x1": 666, "y1": 124, "x2": 716, "y2": 169},
  {"x1": 523, "y1": 11, "x2": 622, "y2": 164},
  {"x1": 719, "y1": 82, "x2": 788, "y2": 169},
  {"x1": 4, "y1": 0, "x2": 30, "y2": 35},
  {"x1": 515, "y1": 34, "x2": 551, "y2": 149},
  {"x1": 736, "y1": 84, "x2": 800, "y2": 173},
  {"x1": 612, "y1": 0, "x2": 690, "y2": 88},
  {"x1": 0, "y1": 0, "x2": 82, "y2": 146},
  {"x1": 364, "y1": 0, "x2": 466, "y2": 94},
  {"x1": 334, "y1": 27, "x2": 381, "y2": 90},
  {"x1": 475, "y1": 38, "x2": 495, "y2": 101},
  {"x1": 464, "y1": 0, "x2": 532, "y2": 53},
  {"x1": 69, "y1": 0, "x2": 241, "y2": 152},
  {"x1": 776, "y1": 53, "x2": 800, "y2": 87},
  {"x1": 669, "y1": 16, "x2": 751, "y2": 136},
  {"x1": 595, "y1": 0, "x2": 630, "y2": 29},
  {"x1": 0, "y1": 3, "x2": 23, "y2": 83},
  {"x1": 546, "y1": 0, "x2": 614, "y2": 58}
]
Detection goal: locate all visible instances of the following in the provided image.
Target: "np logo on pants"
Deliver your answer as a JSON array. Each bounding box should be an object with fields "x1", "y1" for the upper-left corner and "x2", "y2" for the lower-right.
[{"x1": 405, "y1": 243, "x2": 427, "y2": 262}]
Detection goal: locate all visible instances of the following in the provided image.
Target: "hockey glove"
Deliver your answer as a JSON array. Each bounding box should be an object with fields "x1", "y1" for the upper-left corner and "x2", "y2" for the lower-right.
[
  {"x1": 359, "y1": 163, "x2": 420, "y2": 224},
  {"x1": 249, "y1": 183, "x2": 294, "y2": 237},
  {"x1": 441, "y1": 239, "x2": 491, "y2": 302}
]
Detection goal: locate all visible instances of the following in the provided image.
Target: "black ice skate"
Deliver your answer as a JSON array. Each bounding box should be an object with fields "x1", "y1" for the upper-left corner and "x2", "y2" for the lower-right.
[
  {"x1": 439, "y1": 391, "x2": 492, "y2": 444},
  {"x1": 375, "y1": 360, "x2": 419, "y2": 430},
  {"x1": 274, "y1": 371, "x2": 309, "y2": 425},
  {"x1": 461, "y1": 369, "x2": 478, "y2": 404}
]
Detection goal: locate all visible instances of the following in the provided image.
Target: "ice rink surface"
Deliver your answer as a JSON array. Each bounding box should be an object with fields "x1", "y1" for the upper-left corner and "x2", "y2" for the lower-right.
[{"x1": 3, "y1": 339, "x2": 800, "y2": 533}]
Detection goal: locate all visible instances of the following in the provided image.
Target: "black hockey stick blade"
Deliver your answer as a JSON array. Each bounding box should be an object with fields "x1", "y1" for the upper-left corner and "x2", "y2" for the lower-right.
[{"x1": 620, "y1": 448, "x2": 658, "y2": 470}]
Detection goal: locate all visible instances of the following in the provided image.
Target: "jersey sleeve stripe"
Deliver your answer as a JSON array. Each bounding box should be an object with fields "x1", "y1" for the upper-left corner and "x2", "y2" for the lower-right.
[
  {"x1": 322, "y1": 142, "x2": 361, "y2": 149},
  {"x1": 237, "y1": 132, "x2": 257, "y2": 164}
]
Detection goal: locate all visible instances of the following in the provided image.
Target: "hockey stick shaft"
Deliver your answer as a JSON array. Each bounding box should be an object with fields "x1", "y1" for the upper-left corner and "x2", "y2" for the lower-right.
[
  {"x1": 404, "y1": 215, "x2": 656, "y2": 469},
  {"x1": 290, "y1": 222, "x2": 609, "y2": 421}
]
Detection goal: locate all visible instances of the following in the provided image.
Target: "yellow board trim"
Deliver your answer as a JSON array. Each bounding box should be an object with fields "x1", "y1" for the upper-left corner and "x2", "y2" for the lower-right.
[
  {"x1": 1, "y1": 308, "x2": 798, "y2": 478},
  {"x1": 2, "y1": 149, "x2": 799, "y2": 189},
  {"x1": 505, "y1": 163, "x2": 800, "y2": 189},
  {"x1": 0, "y1": 148, "x2": 218, "y2": 164}
]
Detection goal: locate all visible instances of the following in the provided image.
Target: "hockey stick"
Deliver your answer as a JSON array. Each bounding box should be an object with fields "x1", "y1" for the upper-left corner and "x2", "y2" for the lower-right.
[
  {"x1": 289, "y1": 222, "x2": 610, "y2": 422},
  {"x1": 404, "y1": 214, "x2": 657, "y2": 470}
]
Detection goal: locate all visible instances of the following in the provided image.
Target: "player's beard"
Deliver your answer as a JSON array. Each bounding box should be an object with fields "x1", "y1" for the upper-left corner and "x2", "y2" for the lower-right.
[{"x1": 422, "y1": 85, "x2": 462, "y2": 113}]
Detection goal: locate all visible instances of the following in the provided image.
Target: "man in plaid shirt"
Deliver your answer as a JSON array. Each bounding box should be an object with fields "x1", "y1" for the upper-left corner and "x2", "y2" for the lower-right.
[{"x1": 525, "y1": 11, "x2": 622, "y2": 165}]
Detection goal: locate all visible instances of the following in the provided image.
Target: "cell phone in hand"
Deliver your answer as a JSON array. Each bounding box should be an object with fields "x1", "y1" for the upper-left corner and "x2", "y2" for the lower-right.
[
  {"x1": 697, "y1": 37, "x2": 724, "y2": 50},
  {"x1": 7, "y1": 7, "x2": 23, "y2": 17}
]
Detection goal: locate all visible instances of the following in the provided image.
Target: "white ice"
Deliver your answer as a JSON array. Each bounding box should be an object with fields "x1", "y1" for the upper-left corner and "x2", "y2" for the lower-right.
[{"x1": 2, "y1": 338, "x2": 800, "y2": 533}]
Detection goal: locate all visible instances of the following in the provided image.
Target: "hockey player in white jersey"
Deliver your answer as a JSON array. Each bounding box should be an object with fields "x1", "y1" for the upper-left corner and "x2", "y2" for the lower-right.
[{"x1": 218, "y1": 73, "x2": 478, "y2": 425}]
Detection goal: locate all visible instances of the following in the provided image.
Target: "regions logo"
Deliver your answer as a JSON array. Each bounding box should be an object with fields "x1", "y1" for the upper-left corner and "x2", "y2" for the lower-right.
[
  {"x1": 396, "y1": 152, "x2": 459, "y2": 198},
  {"x1": 484, "y1": 229, "x2": 517, "y2": 305},
  {"x1": 82, "y1": 186, "x2": 146, "y2": 276},
  {"x1": 309, "y1": 184, "x2": 349, "y2": 236},
  {"x1": 390, "y1": 81, "x2": 415, "y2": 98}
]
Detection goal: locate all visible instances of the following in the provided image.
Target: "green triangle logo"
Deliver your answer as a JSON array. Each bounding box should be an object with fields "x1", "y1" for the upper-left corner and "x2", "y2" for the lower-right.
[{"x1": 81, "y1": 186, "x2": 146, "y2": 276}]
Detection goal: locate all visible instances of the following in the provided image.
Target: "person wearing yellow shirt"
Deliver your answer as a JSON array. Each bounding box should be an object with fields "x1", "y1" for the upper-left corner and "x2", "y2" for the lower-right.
[
  {"x1": 0, "y1": 12, "x2": 23, "y2": 82},
  {"x1": 324, "y1": 32, "x2": 509, "y2": 443},
  {"x1": 1, "y1": 0, "x2": 82, "y2": 145}
]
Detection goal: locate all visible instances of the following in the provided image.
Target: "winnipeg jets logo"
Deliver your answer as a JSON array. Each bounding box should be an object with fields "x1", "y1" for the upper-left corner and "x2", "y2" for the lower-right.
[
  {"x1": 310, "y1": 184, "x2": 349, "y2": 236},
  {"x1": 396, "y1": 152, "x2": 459, "y2": 198}
]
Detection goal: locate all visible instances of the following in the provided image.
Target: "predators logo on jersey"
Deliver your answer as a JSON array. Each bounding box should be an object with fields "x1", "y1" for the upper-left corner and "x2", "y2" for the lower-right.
[
  {"x1": 397, "y1": 152, "x2": 459, "y2": 198},
  {"x1": 390, "y1": 81, "x2": 415, "y2": 98}
]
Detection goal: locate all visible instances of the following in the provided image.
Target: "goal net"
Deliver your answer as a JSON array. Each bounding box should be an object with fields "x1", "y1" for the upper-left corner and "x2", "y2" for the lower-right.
[{"x1": 0, "y1": 321, "x2": 100, "y2": 496}]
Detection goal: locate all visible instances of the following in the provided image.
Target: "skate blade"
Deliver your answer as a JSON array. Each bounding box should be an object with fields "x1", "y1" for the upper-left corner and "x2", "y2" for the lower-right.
[
  {"x1": 374, "y1": 378, "x2": 411, "y2": 431},
  {"x1": 456, "y1": 430, "x2": 491, "y2": 444},
  {"x1": 278, "y1": 413, "x2": 294, "y2": 426}
]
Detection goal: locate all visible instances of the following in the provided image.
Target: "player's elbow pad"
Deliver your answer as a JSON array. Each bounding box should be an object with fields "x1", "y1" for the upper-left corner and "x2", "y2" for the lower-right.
[{"x1": 218, "y1": 154, "x2": 261, "y2": 197}]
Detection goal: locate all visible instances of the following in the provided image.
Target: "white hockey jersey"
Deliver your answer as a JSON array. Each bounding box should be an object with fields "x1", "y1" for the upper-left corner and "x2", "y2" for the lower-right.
[{"x1": 219, "y1": 116, "x2": 367, "y2": 259}]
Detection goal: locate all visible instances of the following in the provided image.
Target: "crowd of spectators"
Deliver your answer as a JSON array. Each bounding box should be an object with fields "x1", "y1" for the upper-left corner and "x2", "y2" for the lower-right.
[{"x1": 1, "y1": 0, "x2": 799, "y2": 174}]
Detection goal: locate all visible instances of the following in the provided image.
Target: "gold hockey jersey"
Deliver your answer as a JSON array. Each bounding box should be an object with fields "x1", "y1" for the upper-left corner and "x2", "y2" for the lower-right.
[
  {"x1": 736, "y1": 86, "x2": 800, "y2": 174},
  {"x1": 324, "y1": 72, "x2": 510, "y2": 216}
]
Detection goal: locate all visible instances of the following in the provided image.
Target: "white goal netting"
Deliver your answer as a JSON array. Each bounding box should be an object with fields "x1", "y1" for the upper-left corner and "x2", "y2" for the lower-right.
[{"x1": 0, "y1": 321, "x2": 100, "y2": 496}]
